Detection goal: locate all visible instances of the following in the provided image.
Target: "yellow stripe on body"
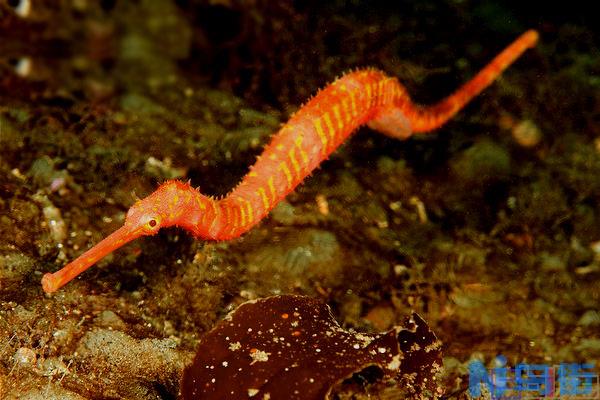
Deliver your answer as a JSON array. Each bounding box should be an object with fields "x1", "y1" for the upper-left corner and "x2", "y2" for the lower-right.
[
  {"x1": 392, "y1": 81, "x2": 402, "y2": 103},
  {"x1": 387, "y1": 78, "x2": 395, "y2": 104},
  {"x1": 279, "y1": 162, "x2": 293, "y2": 187},
  {"x1": 267, "y1": 177, "x2": 276, "y2": 202},
  {"x1": 195, "y1": 195, "x2": 206, "y2": 209},
  {"x1": 339, "y1": 84, "x2": 353, "y2": 124},
  {"x1": 258, "y1": 187, "x2": 269, "y2": 210},
  {"x1": 313, "y1": 118, "x2": 329, "y2": 155},
  {"x1": 322, "y1": 113, "x2": 335, "y2": 139},
  {"x1": 240, "y1": 197, "x2": 254, "y2": 224},
  {"x1": 209, "y1": 200, "x2": 219, "y2": 233},
  {"x1": 233, "y1": 204, "x2": 240, "y2": 228},
  {"x1": 384, "y1": 81, "x2": 392, "y2": 104},
  {"x1": 226, "y1": 204, "x2": 239, "y2": 231},
  {"x1": 372, "y1": 83, "x2": 380, "y2": 107},
  {"x1": 225, "y1": 211, "x2": 238, "y2": 236},
  {"x1": 295, "y1": 136, "x2": 309, "y2": 164},
  {"x1": 377, "y1": 80, "x2": 385, "y2": 106},
  {"x1": 332, "y1": 104, "x2": 344, "y2": 130},
  {"x1": 201, "y1": 208, "x2": 208, "y2": 226},
  {"x1": 349, "y1": 91, "x2": 358, "y2": 117},
  {"x1": 341, "y1": 99, "x2": 352, "y2": 124},
  {"x1": 238, "y1": 200, "x2": 247, "y2": 227},
  {"x1": 288, "y1": 148, "x2": 301, "y2": 177},
  {"x1": 370, "y1": 81, "x2": 378, "y2": 106}
]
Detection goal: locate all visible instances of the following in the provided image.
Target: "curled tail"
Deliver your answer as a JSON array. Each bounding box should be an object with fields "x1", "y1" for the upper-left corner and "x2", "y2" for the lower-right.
[{"x1": 371, "y1": 29, "x2": 539, "y2": 136}]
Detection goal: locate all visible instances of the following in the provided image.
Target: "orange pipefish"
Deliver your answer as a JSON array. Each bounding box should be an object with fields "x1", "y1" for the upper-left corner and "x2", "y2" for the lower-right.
[{"x1": 41, "y1": 30, "x2": 539, "y2": 293}]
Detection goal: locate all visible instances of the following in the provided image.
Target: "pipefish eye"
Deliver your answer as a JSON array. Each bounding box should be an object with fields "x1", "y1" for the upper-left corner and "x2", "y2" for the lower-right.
[{"x1": 144, "y1": 217, "x2": 161, "y2": 232}]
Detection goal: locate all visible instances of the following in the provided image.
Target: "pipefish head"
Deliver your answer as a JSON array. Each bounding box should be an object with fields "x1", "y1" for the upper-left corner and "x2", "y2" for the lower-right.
[
  {"x1": 122, "y1": 191, "x2": 170, "y2": 235},
  {"x1": 41, "y1": 183, "x2": 181, "y2": 294}
]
